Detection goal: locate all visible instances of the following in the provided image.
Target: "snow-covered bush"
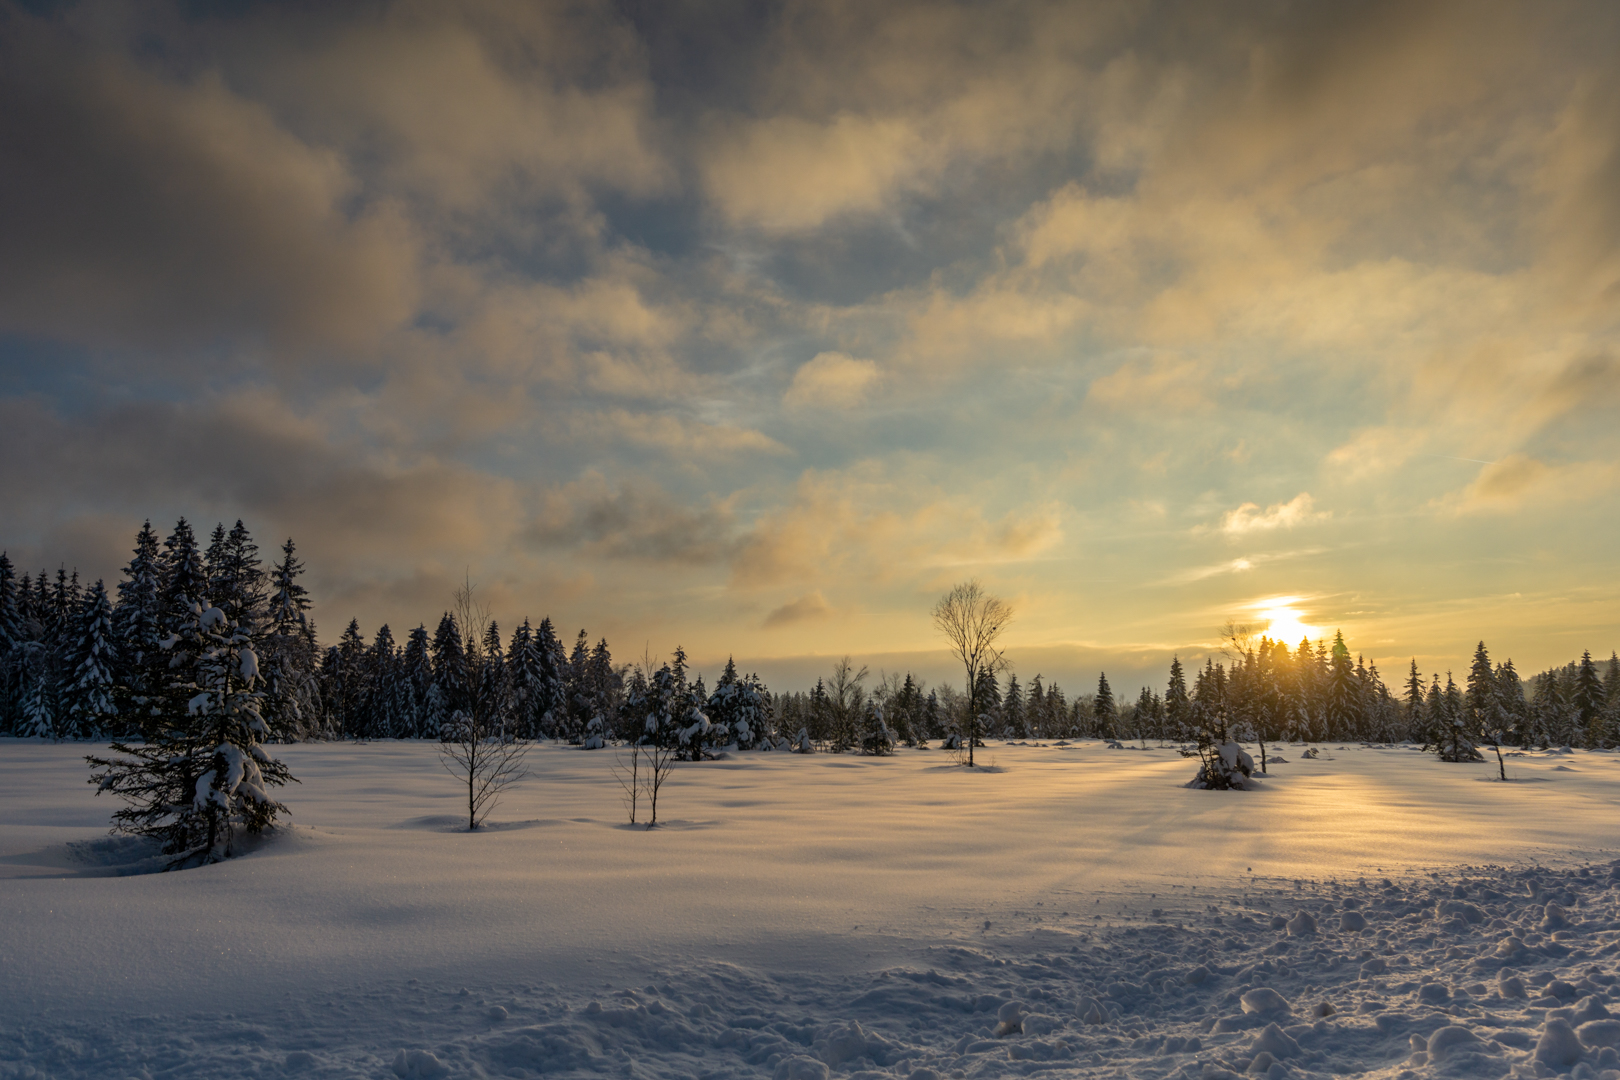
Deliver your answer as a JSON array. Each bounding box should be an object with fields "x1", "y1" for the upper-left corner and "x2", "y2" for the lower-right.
[
  {"x1": 1436, "y1": 716, "x2": 1483, "y2": 762},
  {"x1": 1187, "y1": 740, "x2": 1259, "y2": 790},
  {"x1": 1185, "y1": 702, "x2": 1259, "y2": 790}
]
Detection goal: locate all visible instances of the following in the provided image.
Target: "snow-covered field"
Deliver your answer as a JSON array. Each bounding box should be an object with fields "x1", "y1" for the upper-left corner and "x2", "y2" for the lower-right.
[{"x1": 4, "y1": 739, "x2": 1620, "y2": 1080}]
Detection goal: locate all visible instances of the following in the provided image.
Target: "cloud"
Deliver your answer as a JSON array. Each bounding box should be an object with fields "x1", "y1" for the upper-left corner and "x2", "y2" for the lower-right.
[
  {"x1": 527, "y1": 476, "x2": 737, "y2": 565},
  {"x1": 1087, "y1": 353, "x2": 1208, "y2": 414},
  {"x1": 729, "y1": 467, "x2": 1063, "y2": 590},
  {"x1": 573, "y1": 410, "x2": 790, "y2": 459},
  {"x1": 1159, "y1": 548, "x2": 1329, "y2": 586},
  {"x1": 0, "y1": 13, "x2": 419, "y2": 355},
  {"x1": 763, "y1": 591, "x2": 832, "y2": 629},
  {"x1": 783, "y1": 352, "x2": 881, "y2": 408},
  {"x1": 1443, "y1": 455, "x2": 1620, "y2": 514},
  {"x1": 1211, "y1": 494, "x2": 1329, "y2": 537},
  {"x1": 0, "y1": 393, "x2": 522, "y2": 589},
  {"x1": 703, "y1": 114, "x2": 933, "y2": 232}
]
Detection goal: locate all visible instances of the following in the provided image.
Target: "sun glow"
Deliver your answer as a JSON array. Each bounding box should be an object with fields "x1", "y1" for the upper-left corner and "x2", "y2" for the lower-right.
[{"x1": 1255, "y1": 598, "x2": 1319, "y2": 647}]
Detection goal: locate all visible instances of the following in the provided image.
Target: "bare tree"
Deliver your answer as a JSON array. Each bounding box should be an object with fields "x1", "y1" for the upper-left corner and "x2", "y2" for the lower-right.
[
  {"x1": 611, "y1": 741, "x2": 641, "y2": 824},
  {"x1": 1218, "y1": 618, "x2": 1264, "y2": 663},
  {"x1": 438, "y1": 708, "x2": 528, "y2": 830},
  {"x1": 438, "y1": 573, "x2": 527, "y2": 829},
  {"x1": 453, "y1": 570, "x2": 492, "y2": 648},
  {"x1": 644, "y1": 735, "x2": 677, "y2": 827},
  {"x1": 826, "y1": 656, "x2": 869, "y2": 752},
  {"x1": 932, "y1": 580, "x2": 1013, "y2": 767}
]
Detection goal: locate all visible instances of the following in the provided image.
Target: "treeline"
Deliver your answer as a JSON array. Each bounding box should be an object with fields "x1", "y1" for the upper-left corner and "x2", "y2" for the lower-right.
[
  {"x1": 0, "y1": 517, "x2": 778, "y2": 750},
  {"x1": 5, "y1": 517, "x2": 1618, "y2": 754}
]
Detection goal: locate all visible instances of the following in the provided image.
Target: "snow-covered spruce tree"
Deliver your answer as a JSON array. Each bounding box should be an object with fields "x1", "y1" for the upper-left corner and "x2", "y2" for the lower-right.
[
  {"x1": 670, "y1": 648, "x2": 713, "y2": 760},
  {"x1": 706, "y1": 656, "x2": 768, "y2": 750},
  {"x1": 1435, "y1": 671, "x2": 1482, "y2": 762},
  {"x1": 585, "y1": 637, "x2": 621, "y2": 740},
  {"x1": 87, "y1": 600, "x2": 294, "y2": 867},
  {"x1": 1184, "y1": 700, "x2": 1259, "y2": 790},
  {"x1": 860, "y1": 699, "x2": 895, "y2": 755},
  {"x1": 60, "y1": 580, "x2": 119, "y2": 739}
]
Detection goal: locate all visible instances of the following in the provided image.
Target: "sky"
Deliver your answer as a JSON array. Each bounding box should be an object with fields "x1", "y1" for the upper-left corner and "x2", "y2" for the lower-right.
[{"x1": 3, "y1": 0, "x2": 1619, "y2": 697}]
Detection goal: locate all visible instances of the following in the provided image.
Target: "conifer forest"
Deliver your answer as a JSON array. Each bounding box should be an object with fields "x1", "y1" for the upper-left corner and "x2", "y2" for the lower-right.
[{"x1": 6, "y1": 517, "x2": 1617, "y2": 758}]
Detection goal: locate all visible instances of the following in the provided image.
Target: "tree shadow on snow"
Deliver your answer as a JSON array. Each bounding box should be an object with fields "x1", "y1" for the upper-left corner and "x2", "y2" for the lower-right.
[
  {"x1": 609, "y1": 819, "x2": 721, "y2": 831},
  {"x1": 393, "y1": 815, "x2": 569, "y2": 832},
  {"x1": 1, "y1": 829, "x2": 294, "y2": 878}
]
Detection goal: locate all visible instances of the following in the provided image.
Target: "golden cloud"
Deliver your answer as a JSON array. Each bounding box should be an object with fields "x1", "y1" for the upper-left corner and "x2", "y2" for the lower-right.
[{"x1": 783, "y1": 352, "x2": 882, "y2": 408}]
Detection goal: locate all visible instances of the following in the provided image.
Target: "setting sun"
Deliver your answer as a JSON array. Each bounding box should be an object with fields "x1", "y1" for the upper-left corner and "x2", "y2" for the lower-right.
[{"x1": 1254, "y1": 598, "x2": 1319, "y2": 647}]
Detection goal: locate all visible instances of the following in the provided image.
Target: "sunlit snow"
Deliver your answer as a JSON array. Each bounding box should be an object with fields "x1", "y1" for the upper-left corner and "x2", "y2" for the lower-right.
[{"x1": 3, "y1": 739, "x2": 1619, "y2": 1079}]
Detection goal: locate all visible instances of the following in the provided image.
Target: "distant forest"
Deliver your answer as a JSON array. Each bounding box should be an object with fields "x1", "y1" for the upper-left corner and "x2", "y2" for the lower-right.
[{"x1": 3, "y1": 517, "x2": 1618, "y2": 752}]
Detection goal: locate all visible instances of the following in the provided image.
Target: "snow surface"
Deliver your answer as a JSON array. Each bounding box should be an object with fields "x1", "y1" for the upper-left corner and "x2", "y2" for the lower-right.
[{"x1": 4, "y1": 739, "x2": 1620, "y2": 1078}]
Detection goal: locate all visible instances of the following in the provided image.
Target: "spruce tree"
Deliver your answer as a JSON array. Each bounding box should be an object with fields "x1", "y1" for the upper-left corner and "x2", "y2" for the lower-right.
[
  {"x1": 260, "y1": 539, "x2": 320, "y2": 740},
  {"x1": 1323, "y1": 630, "x2": 1359, "y2": 740},
  {"x1": 1165, "y1": 657, "x2": 1190, "y2": 741},
  {"x1": 112, "y1": 523, "x2": 164, "y2": 734},
  {"x1": 0, "y1": 552, "x2": 19, "y2": 733},
  {"x1": 1605, "y1": 652, "x2": 1620, "y2": 721},
  {"x1": 1094, "y1": 673, "x2": 1117, "y2": 740},
  {"x1": 1466, "y1": 642, "x2": 1509, "y2": 777},
  {"x1": 87, "y1": 599, "x2": 294, "y2": 867},
  {"x1": 1574, "y1": 651, "x2": 1605, "y2": 746},
  {"x1": 533, "y1": 617, "x2": 568, "y2": 738},
  {"x1": 60, "y1": 580, "x2": 119, "y2": 739},
  {"x1": 972, "y1": 667, "x2": 1001, "y2": 744},
  {"x1": 401, "y1": 625, "x2": 434, "y2": 737},
  {"x1": 472, "y1": 619, "x2": 512, "y2": 739},
  {"x1": 365, "y1": 625, "x2": 399, "y2": 739},
  {"x1": 1403, "y1": 660, "x2": 1425, "y2": 743},
  {"x1": 429, "y1": 613, "x2": 466, "y2": 737},
  {"x1": 1532, "y1": 670, "x2": 1567, "y2": 748},
  {"x1": 1435, "y1": 671, "x2": 1482, "y2": 762},
  {"x1": 1002, "y1": 674, "x2": 1026, "y2": 738},
  {"x1": 586, "y1": 637, "x2": 620, "y2": 739},
  {"x1": 206, "y1": 521, "x2": 266, "y2": 627},
  {"x1": 506, "y1": 619, "x2": 541, "y2": 738},
  {"x1": 563, "y1": 629, "x2": 592, "y2": 743}
]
